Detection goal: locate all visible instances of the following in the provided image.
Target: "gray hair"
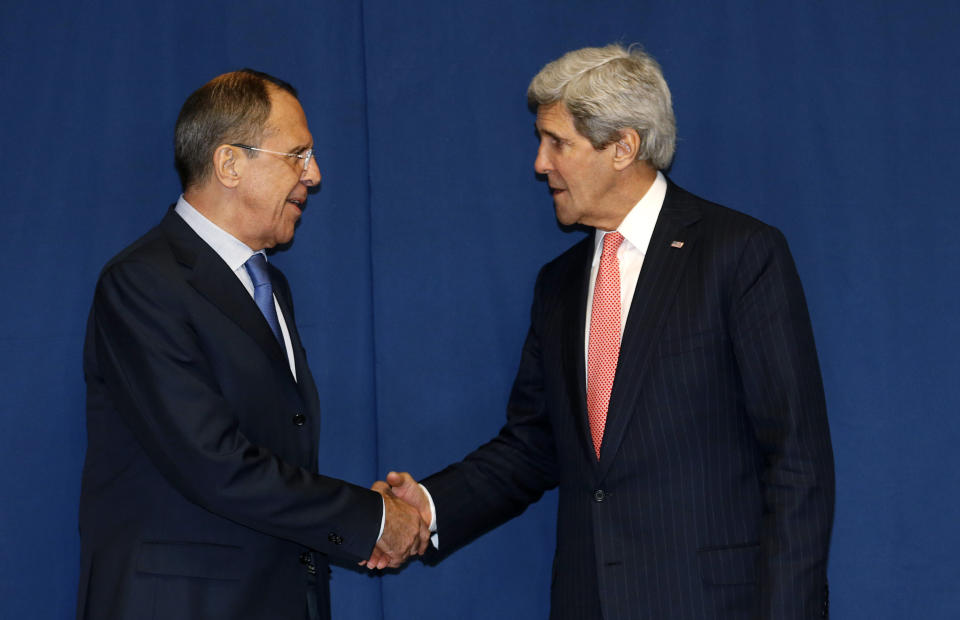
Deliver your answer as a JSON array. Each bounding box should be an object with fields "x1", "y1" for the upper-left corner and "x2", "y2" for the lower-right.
[{"x1": 528, "y1": 44, "x2": 676, "y2": 170}]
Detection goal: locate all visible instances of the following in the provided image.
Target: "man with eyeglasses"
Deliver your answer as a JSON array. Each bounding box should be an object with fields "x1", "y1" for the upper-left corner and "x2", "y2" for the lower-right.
[{"x1": 77, "y1": 69, "x2": 428, "y2": 620}]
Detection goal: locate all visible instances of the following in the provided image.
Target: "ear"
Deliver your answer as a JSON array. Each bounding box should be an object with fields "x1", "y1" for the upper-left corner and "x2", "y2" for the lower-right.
[
  {"x1": 612, "y1": 129, "x2": 640, "y2": 171},
  {"x1": 213, "y1": 144, "x2": 243, "y2": 188}
]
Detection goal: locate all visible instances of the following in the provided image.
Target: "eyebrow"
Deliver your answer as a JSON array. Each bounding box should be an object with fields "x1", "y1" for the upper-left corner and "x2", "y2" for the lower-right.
[{"x1": 536, "y1": 125, "x2": 564, "y2": 141}]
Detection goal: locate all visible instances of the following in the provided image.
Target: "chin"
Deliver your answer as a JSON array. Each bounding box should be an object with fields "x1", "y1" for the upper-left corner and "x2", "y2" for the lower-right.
[
  {"x1": 279, "y1": 222, "x2": 298, "y2": 243},
  {"x1": 554, "y1": 209, "x2": 578, "y2": 227}
]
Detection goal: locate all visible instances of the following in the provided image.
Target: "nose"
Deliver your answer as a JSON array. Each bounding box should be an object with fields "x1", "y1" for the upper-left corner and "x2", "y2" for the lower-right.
[
  {"x1": 534, "y1": 141, "x2": 551, "y2": 175},
  {"x1": 301, "y1": 155, "x2": 322, "y2": 187}
]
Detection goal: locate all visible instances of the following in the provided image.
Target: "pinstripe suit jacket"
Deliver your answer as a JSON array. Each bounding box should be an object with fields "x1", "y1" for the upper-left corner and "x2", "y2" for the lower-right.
[{"x1": 423, "y1": 181, "x2": 835, "y2": 619}]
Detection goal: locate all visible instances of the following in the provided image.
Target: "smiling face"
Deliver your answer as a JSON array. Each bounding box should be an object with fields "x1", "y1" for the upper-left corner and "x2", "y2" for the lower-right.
[
  {"x1": 533, "y1": 102, "x2": 623, "y2": 229},
  {"x1": 233, "y1": 88, "x2": 321, "y2": 250}
]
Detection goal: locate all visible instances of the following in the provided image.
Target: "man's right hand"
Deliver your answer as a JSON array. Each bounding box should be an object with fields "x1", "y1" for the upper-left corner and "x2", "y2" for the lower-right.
[
  {"x1": 382, "y1": 471, "x2": 433, "y2": 529},
  {"x1": 361, "y1": 481, "x2": 430, "y2": 570}
]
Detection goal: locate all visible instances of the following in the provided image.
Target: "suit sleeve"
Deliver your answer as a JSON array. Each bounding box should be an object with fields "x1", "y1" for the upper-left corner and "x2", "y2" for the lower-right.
[
  {"x1": 422, "y1": 267, "x2": 560, "y2": 557},
  {"x1": 91, "y1": 257, "x2": 382, "y2": 561},
  {"x1": 729, "y1": 225, "x2": 835, "y2": 618}
]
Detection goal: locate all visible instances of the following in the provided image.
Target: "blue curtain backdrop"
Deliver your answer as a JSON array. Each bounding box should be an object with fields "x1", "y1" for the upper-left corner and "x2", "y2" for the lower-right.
[{"x1": 1, "y1": 1, "x2": 958, "y2": 617}]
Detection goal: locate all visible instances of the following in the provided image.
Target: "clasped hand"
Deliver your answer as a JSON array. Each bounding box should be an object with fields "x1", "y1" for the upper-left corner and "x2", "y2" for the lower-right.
[{"x1": 360, "y1": 472, "x2": 432, "y2": 570}]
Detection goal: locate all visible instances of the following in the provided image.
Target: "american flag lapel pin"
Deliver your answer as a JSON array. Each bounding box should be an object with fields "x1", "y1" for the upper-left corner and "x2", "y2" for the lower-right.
[{"x1": 670, "y1": 240, "x2": 684, "y2": 248}]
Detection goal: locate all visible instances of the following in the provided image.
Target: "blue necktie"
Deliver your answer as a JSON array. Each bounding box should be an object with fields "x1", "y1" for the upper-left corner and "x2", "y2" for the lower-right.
[{"x1": 244, "y1": 253, "x2": 284, "y2": 345}]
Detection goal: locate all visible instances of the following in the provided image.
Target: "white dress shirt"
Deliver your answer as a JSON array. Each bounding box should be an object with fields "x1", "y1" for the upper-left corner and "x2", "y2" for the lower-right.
[{"x1": 174, "y1": 196, "x2": 297, "y2": 380}]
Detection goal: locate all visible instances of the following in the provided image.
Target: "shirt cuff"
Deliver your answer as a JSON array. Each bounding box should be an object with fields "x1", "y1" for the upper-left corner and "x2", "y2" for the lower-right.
[
  {"x1": 420, "y1": 483, "x2": 439, "y2": 548},
  {"x1": 377, "y1": 495, "x2": 385, "y2": 541}
]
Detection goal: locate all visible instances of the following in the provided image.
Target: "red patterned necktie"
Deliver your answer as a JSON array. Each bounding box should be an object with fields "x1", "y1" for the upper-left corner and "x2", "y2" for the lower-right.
[{"x1": 587, "y1": 231, "x2": 624, "y2": 459}]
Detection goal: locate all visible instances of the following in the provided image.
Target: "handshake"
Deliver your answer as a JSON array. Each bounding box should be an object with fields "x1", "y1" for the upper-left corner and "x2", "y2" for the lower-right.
[{"x1": 360, "y1": 472, "x2": 432, "y2": 570}]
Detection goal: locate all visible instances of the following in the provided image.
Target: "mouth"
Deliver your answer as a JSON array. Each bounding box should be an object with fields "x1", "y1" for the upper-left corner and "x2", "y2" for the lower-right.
[
  {"x1": 549, "y1": 187, "x2": 566, "y2": 197},
  {"x1": 286, "y1": 197, "x2": 306, "y2": 213}
]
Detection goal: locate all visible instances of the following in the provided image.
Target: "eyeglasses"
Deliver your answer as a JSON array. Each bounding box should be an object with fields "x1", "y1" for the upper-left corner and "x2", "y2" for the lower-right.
[{"x1": 230, "y1": 143, "x2": 315, "y2": 177}]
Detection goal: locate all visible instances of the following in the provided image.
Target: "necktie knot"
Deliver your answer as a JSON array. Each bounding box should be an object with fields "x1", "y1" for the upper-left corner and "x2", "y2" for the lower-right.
[
  {"x1": 601, "y1": 231, "x2": 624, "y2": 258},
  {"x1": 245, "y1": 253, "x2": 271, "y2": 288}
]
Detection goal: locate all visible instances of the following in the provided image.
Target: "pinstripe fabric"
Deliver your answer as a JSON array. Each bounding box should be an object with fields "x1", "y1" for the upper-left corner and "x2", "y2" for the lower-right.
[{"x1": 424, "y1": 181, "x2": 834, "y2": 619}]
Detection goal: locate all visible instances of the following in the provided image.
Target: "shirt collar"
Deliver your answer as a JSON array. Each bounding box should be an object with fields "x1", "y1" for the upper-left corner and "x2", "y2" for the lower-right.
[
  {"x1": 174, "y1": 195, "x2": 263, "y2": 271},
  {"x1": 593, "y1": 170, "x2": 668, "y2": 260}
]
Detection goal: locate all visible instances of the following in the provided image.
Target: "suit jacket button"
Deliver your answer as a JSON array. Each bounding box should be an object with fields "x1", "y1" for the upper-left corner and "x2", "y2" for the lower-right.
[
  {"x1": 593, "y1": 489, "x2": 606, "y2": 502},
  {"x1": 299, "y1": 551, "x2": 317, "y2": 575},
  {"x1": 328, "y1": 532, "x2": 343, "y2": 545},
  {"x1": 292, "y1": 413, "x2": 306, "y2": 426}
]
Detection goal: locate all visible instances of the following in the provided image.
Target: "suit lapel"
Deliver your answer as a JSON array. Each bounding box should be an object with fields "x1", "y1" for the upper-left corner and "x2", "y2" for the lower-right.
[
  {"x1": 559, "y1": 238, "x2": 602, "y2": 467},
  {"x1": 160, "y1": 210, "x2": 290, "y2": 370},
  {"x1": 597, "y1": 184, "x2": 702, "y2": 478},
  {"x1": 270, "y1": 272, "x2": 300, "y2": 376},
  {"x1": 270, "y1": 269, "x2": 320, "y2": 406}
]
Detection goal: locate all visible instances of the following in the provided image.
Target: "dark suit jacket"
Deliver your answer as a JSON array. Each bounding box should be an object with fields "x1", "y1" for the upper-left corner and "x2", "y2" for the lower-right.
[
  {"x1": 78, "y1": 209, "x2": 382, "y2": 620},
  {"x1": 424, "y1": 182, "x2": 835, "y2": 619}
]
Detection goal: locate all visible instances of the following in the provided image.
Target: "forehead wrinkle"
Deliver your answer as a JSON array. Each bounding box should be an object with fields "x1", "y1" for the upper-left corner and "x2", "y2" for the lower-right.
[
  {"x1": 261, "y1": 119, "x2": 312, "y2": 153},
  {"x1": 536, "y1": 106, "x2": 572, "y2": 134},
  {"x1": 538, "y1": 123, "x2": 571, "y2": 142},
  {"x1": 534, "y1": 117, "x2": 561, "y2": 137}
]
